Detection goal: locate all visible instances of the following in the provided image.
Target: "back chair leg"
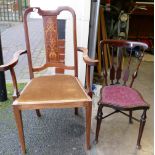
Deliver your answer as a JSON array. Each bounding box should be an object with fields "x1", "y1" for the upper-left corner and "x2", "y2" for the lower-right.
[
  {"x1": 75, "y1": 108, "x2": 78, "y2": 115},
  {"x1": 95, "y1": 104, "x2": 104, "y2": 143},
  {"x1": 85, "y1": 102, "x2": 92, "y2": 150},
  {"x1": 13, "y1": 106, "x2": 26, "y2": 154},
  {"x1": 129, "y1": 110, "x2": 133, "y2": 124},
  {"x1": 36, "y1": 109, "x2": 41, "y2": 117},
  {"x1": 137, "y1": 109, "x2": 147, "y2": 149}
]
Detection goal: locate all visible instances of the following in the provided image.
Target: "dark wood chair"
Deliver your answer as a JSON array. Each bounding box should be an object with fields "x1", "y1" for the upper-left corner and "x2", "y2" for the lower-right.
[
  {"x1": 0, "y1": 7, "x2": 98, "y2": 154},
  {"x1": 95, "y1": 39, "x2": 149, "y2": 149}
]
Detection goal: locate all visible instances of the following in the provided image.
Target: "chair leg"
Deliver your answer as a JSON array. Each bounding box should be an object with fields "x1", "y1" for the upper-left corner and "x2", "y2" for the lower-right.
[
  {"x1": 74, "y1": 108, "x2": 78, "y2": 115},
  {"x1": 95, "y1": 104, "x2": 104, "y2": 143},
  {"x1": 85, "y1": 102, "x2": 92, "y2": 150},
  {"x1": 36, "y1": 109, "x2": 41, "y2": 117},
  {"x1": 13, "y1": 106, "x2": 26, "y2": 154},
  {"x1": 129, "y1": 110, "x2": 133, "y2": 124},
  {"x1": 137, "y1": 109, "x2": 147, "y2": 149},
  {"x1": 88, "y1": 91, "x2": 93, "y2": 98}
]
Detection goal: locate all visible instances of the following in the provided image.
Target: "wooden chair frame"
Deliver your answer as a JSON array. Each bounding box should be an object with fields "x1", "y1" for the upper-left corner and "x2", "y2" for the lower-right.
[
  {"x1": 0, "y1": 7, "x2": 98, "y2": 154},
  {"x1": 95, "y1": 39, "x2": 150, "y2": 149}
]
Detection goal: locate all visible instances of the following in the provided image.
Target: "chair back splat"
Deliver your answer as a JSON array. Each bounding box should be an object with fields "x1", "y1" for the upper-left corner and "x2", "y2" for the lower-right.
[
  {"x1": 100, "y1": 40, "x2": 148, "y2": 87},
  {"x1": 23, "y1": 7, "x2": 78, "y2": 79}
]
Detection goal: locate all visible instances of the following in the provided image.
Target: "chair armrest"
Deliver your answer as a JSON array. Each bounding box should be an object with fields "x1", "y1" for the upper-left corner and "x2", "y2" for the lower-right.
[
  {"x1": 0, "y1": 50, "x2": 27, "y2": 100},
  {"x1": 0, "y1": 50, "x2": 27, "y2": 71},
  {"x1": 77, "y1": 47, "x2": 98, "y2": 65},
  {"x1": 77, "y1": 47, "x2": 98, "y2": 97}
]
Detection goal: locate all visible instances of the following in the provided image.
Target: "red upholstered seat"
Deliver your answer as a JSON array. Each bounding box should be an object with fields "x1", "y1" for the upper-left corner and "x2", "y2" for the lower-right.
[{"x1": 102, "y1": 86, "x2": 147, "y2": 108}]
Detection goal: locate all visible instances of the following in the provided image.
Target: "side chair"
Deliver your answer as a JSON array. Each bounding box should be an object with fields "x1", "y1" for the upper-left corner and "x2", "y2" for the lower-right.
[
  {"x1": 0, "y1": 7, "x2": 98, "y2": 154},
  {"x1": 95, "y1": 39, "x2": 149, "y2": 149}
]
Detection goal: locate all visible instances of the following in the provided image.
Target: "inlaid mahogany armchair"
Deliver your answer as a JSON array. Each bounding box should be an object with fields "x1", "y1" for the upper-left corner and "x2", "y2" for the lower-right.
[
  {"x1": 0, "y1": 7, "x2": 98, "y2": 154},
  {"x1": 95, "y1": 40, "x2": 149, "y2": 149}
]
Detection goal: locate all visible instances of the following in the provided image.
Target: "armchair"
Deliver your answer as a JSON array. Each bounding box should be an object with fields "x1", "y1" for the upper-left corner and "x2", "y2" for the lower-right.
[{"x1": 0, "y1": 7, "x2": 98, "y2": 154}]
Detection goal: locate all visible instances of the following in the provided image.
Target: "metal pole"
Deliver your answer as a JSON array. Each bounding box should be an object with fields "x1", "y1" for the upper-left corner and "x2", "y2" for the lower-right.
[
  {"x1": 88, "y1": 0, "x2": 100, "y2": 85},
  {"x1": 0, "y1": 33, "x2": 7, "y2": 101}
]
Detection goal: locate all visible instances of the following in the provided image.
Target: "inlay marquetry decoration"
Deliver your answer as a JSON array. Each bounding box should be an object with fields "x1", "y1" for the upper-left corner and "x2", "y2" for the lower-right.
[{"x1": 43, "y1": 16, "x2": 59, "y2": 63}]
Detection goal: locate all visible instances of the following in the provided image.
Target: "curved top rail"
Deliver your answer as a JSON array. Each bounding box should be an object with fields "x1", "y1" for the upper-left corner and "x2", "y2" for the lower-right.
[
  {"x1": 100, "y1": 39, "x2": 148, "y2": 50},
  {"x1": 24, "y1": 6, "x2": 76, "y2": 17}
]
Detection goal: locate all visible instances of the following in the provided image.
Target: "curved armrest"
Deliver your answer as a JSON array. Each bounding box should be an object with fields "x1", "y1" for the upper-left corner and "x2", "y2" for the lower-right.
[
  {"x1": 0, "y1": 50, "x2": 27, "y2": 100},
  {"x1": 0, "y1": 50, "x2": 27, "y2": 71},
  {"x1": 77, "y1": 47, "x2": 98, "y2": 97},
  {"x1": 77, "y1": 47, "x2": 98, "y2": 65}
]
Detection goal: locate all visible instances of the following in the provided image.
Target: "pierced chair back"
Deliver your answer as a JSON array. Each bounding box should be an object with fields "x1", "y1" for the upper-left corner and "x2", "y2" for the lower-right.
[
  {"x1": 24, "y1": 7, "x2": 78, "y2": 79},
  {"x1": 100, "y1": 40, "x2": 148, "y2": 87}
]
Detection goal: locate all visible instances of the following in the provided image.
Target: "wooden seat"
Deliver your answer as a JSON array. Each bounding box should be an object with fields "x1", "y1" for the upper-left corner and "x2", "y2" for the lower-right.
[
  {"x1": 16, "y1": 75, "x2": 90, "y2": 103},
  {"x1": 95, "y1": 39, "x2": 149, "y2": 149},
  {"x1": 0, "y1": 7, "x2": 98, "y2": 154}
]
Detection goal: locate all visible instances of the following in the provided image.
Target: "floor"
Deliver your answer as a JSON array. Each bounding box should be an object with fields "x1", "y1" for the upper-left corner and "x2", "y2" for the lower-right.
[{"x1": 0, "y1": 22, "x2": 154, "y2": 155}]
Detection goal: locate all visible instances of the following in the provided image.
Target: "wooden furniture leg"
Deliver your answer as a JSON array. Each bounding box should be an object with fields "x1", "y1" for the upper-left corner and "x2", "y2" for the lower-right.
[
  {"x1": 74, "y1": 108, "x2": 78, "y2": 115},
  {"x1": 36, "y1": 109, "x2": 41, "y2": 117},
  {"x1": 85, "y1": 102, "x2": 92, "y2": 149},
  {"x1": 137, "y1": 109, "x2": 147, "y2": 149},
  {"x1": 95, "y1": 104, "x2": 103, "y2": 143},
  {"x1": 129, "y1": 110, "x2": 133, "y2": 124},
  {"x1": 13, "y1": 106, "x2": 26, "y2": 154}
]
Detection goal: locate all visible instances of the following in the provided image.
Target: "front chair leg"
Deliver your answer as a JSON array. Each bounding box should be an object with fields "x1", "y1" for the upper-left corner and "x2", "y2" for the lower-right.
[
  {"x1": 36, "y1": 109, "x2": 41, "y2": 117},
  {"x1": 74, "y1": 108, "x2": 78, "y2": 115},
  {"x1": 137, "y1": 109, "x2": 147, "y2": 149},
  {"x1": 13, "y1": 106, "x2": 26, "y2": 154},
  {"x1": 85, "y1": 102, "x2": 92, "y2": 150},
  {"x1": 129, "y1": 110, "x2": 133, "y2": 124},
  {"x1": 95, "y1": 104, "x2": 104, "y2": 143}
]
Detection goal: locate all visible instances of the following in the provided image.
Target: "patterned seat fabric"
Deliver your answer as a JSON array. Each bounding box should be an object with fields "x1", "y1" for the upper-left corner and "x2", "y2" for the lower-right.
[{"x1": 102, "y1": 85, "x2": 147, "y2": 108}]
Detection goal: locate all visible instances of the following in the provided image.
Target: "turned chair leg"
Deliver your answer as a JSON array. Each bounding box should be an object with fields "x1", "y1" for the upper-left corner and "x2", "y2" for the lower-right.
[
  {"x1": 95, "y1": 104, "x2": 104, "y2": 143},
  {"x1": 137, "y1": 109, "x2": 147, "y2": 149},
  {"x1": 85, "y1": 102, "x2": 92, "y2": 150},
  {"x1": 129, "y1": 110, "x2": 133, "y2": 124},
  {"x1": 36, "y1": 109, "x2": 41, "y2": 117},
  {"x1": 75, "y1": 108, "x2": 78, "y2": 115},
  {"x1": 13, "y1": 106, "x2": 26, "y2": 154}
]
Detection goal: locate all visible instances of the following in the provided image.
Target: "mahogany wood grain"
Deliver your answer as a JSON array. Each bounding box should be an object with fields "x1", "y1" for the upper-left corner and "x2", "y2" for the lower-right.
[
  {"x1": 77, "y1": 47, "x2": 98, "y2": 95},
  {"x1": 116, "y1": 48, "x2": 123, "y2": 84},
  {"x1": 0, "y1": 50, "x2": 27, "y2": 71}
]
